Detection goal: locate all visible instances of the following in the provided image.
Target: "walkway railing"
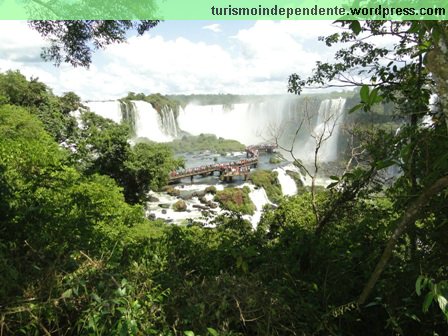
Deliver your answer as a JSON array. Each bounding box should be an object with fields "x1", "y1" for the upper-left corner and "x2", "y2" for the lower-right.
[{"x1": 168, "y1": 143, "x2": 277, "y2": 182}]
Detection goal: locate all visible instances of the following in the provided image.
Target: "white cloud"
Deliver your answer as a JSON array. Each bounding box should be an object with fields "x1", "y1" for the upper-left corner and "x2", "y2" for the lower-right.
[
  {"x1": 0, "y1": 21, "x2": 341, "y2": 100},
  {"x1": 0, "y1": 21, "x2": 48, "y2": 61},
  {"x1": 202, "y1": 24, "x2": 221, "y2": 33}
]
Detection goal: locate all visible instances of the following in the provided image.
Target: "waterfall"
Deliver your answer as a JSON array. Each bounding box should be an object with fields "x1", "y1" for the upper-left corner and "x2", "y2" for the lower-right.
[
  {"x1": 273, "y1": 166, "x2": 298, "y2": 196},
  {"x1": 246, "y1": 185, "x2": 273, "y2": 228},
  {"x1": 178, "y1": 97, "x2": 346, "y2": 162},
  {"x1": 177, "y1": 96, "x2": 308, "y2": 146},
  {"x1": 120, "y1": 100, "x2": 137, "y2": 135},
  {"x1": 159, "y1": 105, "x2": 179, "y2": 138},
  {"x1": 130, "y1": 101, "x2": 171, "y2": 142},
  {"x1": 301, "y1": 98, "x2": 346, "y2": 162},
  {"x1": 85, "y1": 100, "x2": 180, "y2": 142},
  {"x1": 85, "y1": 96, "x2": 347, "y2": 162}
]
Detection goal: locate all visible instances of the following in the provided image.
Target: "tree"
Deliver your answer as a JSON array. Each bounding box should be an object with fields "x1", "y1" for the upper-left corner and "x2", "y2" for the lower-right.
[
  {"x1": 289, "y1": 20, "x2": 448, "y2": 310},
  {"x1": 269, "y1": 96, "x2": 342, "y2": 226},
  {"x1": 74, "y1": 112, "x2": 181, "y2": 204},
  {"x1": 0, "y1": 70, "x2": 79, "y2": 142},
  {"x1": 29, "y1": 20, "x2": 159, "y2": 67},
  {"x1": 122, "y1": 142, "x2": 182, "y2": 204}
]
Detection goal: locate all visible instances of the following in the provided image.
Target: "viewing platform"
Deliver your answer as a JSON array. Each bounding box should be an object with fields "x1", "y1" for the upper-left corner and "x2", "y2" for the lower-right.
[{"x1": 168, "y1": 143, "x2": 277, "y2": 183}]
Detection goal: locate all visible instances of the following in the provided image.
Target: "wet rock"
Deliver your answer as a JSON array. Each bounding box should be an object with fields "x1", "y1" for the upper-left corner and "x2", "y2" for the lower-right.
[
  {"x1": 205, "y1": 186, "x2": 217, "y2": 194},
  {"x1": 180, "y1": 194, "x2": 193, "y2": 201},
  {"x1": 147, "y1": 212, "x2": 156, "y2": 220},
  {"x1": 192, "y1": 191, "x2": 206, "y2": 198},
  {"x1": 173, "y1": 200, "x2": 187, "y2": 212},
  {"x1": 162, "y1": 186, "x2": 180, "y2": 196},
  {"x1": 161, "y1": 209, "x2": 168, "y2": 214},
  {"x1": 193, "y1": 204, "x2": 209, "y2": 210},
  {"x1": 147, "y1": 195, "x2": 160, "y2": 202},
  {"x1": 158, "y1": 203, "x2": 170, "y2": 209}
]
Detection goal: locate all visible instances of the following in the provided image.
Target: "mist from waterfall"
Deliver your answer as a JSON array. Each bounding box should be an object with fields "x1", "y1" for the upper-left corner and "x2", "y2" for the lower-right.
[
  {"x1": 85, "y1": 101, "x2": 122, "y2": 124},
  {"x1": 177, "y1": 96, "x2": 315, "y2": 147},
  {"x1": 85, "y1": 96, "x2": 346, "y2": 163},
  {"x1": 178, "y1": 96, "x2": 346, "y2": 162}
]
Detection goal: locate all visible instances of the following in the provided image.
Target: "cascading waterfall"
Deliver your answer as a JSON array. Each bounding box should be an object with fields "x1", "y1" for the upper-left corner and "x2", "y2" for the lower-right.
[
  {"x1": 273, "y1": 166, "x2": 298, "y2": 196},
  {"x1": 120, "y1": 100, "x2": 137, "y2": 135},
  {"x1": 159, "y1": 106, "x2": 179, "y2": 138},
  {"x1": 301, "y1": 98, "x2": 346, "y2": 162},
  {"x1": 177, "y1": 96, "x2": 311, "y2": 146},
  {"x1": 85, "y1": 96, "x2": 346, "y2": 162},
  {"x1": 246, "y1": 185, "x2": 273, "y2": 228},
  {"x1": 178, "y1": 97, "x2": 346, "y2": 162},
  {"x1": 85, "y1": 100, "x2": 180, "y2": 142},
  {"x1": 131, "y1": 101, "x2": 175, "y2": 142}
]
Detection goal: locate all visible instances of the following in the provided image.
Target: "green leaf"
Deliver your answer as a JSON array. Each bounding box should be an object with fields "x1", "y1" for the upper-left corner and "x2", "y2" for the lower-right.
[
  {"x1": 91, "y1": 293, "x2": 102, "y2": 303},
  {"x1": 61, "y1": 289, "x2": 72, "y2": 299},
  {"x1": 329, "y1": 175, "x2": 340, "y2": 181},
  {"x1": 349, "y1": 21, "x2": 362, "y2": 35},
  {"x1": 360, "y1": 85, "x2": 369, "y2": 102},
  {"x1": 326, "y1": 182, "x2": 338, "y2": 189},
  {"x1": 416, "y1": 275, "x2": 424, "y2": 296},
  {"x1": 375, "y1": 160, "x2": 394, "y2": 170},
  {"x1": 184, "y1": 331, "x2": 195, "y2": 336},
  {"x1": 207, "y1": 327, "x2": 219, "y2": 336},
  {"x1": 368, "y1": 88, "x2": 382, "y2": 105},
  {"x1": 423, "y1": 292, "x2": 434, "y2": 313},
  {"x1": 349, "y1": 103, "x2": 363, "y2": 114},
  {"x1": 407, "y1": 21, "x2": 420, "y2": 34},
  {"x1": 437, "y1": 295, "x2": 447, "y2": 313}
]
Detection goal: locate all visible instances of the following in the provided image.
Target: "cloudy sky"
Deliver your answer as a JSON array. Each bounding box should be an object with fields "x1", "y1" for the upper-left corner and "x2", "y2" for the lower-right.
[{"x1": 0, "y1": 20, "x2": 344, "y2": 100}]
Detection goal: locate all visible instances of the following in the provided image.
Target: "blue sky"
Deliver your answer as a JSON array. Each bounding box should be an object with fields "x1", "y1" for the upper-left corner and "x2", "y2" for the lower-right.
[{"x1": 0, "y1": 20, "x2": 350, "y2": 100}]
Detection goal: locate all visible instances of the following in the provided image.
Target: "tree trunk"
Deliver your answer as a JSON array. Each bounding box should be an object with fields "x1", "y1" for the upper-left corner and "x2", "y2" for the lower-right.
[{"x1": 357, "y1": 175, "x2": 448, "y2": 306}]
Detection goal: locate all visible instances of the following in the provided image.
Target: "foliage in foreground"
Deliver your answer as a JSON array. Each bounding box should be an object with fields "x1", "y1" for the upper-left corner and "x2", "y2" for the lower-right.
[
  {"x1": 1, "y1": 20, "x2": 448, "y2": 336},
  {"x1": 1, "y1": 105, "x2": 447, "y2": 335}
]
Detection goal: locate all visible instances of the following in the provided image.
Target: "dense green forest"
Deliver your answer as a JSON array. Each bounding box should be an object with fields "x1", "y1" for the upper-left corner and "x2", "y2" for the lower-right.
[{"x1": 1, "y1": 20, "x2": 448, "y2": 336}]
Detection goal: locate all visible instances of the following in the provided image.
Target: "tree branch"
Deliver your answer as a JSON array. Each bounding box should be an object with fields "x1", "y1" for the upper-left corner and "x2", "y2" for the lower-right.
[{"x1": 358, "y1": 175, "x2": 448, "y2": 306}]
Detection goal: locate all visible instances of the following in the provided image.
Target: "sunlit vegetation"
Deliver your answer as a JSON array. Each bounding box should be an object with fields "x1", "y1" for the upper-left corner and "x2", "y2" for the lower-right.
[
  {"x1": 249, "y1": 170, "x2": 283, "y2": 203},
  {"x1": 122, "y1": 91, "x2": 181, "y2": 116},
  {"x1": 167, "y1": 133, "x2": 246, "y2": 154},
  {"x1": 214, "y1": 186, "x2": 255, "y2": 215},
  {"x1": 1, "y1": 20, "x2": 448, "y2": 336}
]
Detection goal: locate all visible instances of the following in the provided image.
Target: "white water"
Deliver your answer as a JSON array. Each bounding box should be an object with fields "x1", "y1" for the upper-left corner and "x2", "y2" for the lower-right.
[
  {"x1": 300, "y1": 98, "x2": 346, "y2": 162},
  {"x1": 86, "y1": 97, "x2": 346, "y2": 163},
  {"x1": 85, "y1": 100, "x2": 179, "y2": 142},
  {"x1": 246, "y1": 186, "x2": 273, "y2": 229},
  {"x1": 132, "y1": 101, "x2": 174, "y2": 142},
  {"x1": 146, "y1": 184, "x2": 224, "y2": 225},
  {"x1": 301, "y1": 98, "x2": 346, "y2": 162},
  {"x1": 178, "y1": 97, "x2": 303, "y2": 146},
  {"x1": 178, "y1": 98, "x2": 346, "y2": 163},
  {"x1": 274, "y1": 166, "x2": 298, "y2": 196},
  {"x1": 146, "y1": 183, "x2": 273, "y2": 228}
]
